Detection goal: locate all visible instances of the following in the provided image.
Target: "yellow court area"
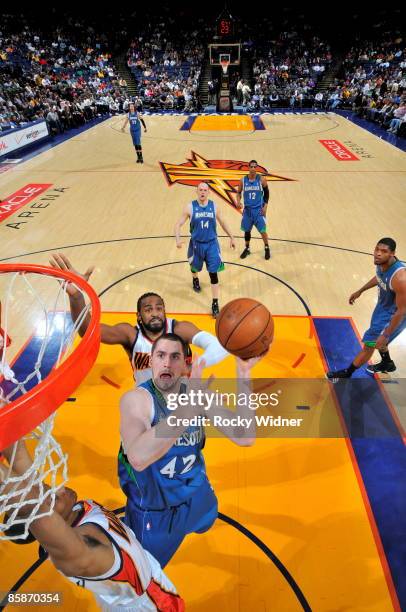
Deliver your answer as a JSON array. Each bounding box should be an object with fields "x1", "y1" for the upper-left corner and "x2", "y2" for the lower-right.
[
  {"x1": 0, "y1": 313, "x2": 395, "y2": 612},
  {"x1": 0, "y1": 112, "x2": 405, "y2": 611},
  {"x1": 190, "y1": 115, "x2": 254, "y2": 130}
]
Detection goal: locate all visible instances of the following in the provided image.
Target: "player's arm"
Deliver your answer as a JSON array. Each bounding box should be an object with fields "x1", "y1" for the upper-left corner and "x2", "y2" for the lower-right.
[
  {"x1": 30, "y1": 507, "x2": 115, "y2": 578},
  {"x1": 261, "y1": 177, "x2": 269, "y2": 216},
  {"x1": 121, "y1": 370, "x2": 204, "y2": 471},
  {"x1": 174, "y1": 320, "x2": 229, "y2": 366},
  {"x1": 0, "y1": 440, "x2": 114, "y2": 577},
  {"x1": 349, "y1": 276, "x2": 379, "y2": 304},
  {"x1": 174, "y1": 203, "x2": 192, "y2": 248},
  {"x1": 138, "y1": 113, "x2": 147, "y2": 131},
  {"x1": 49, "y1": 253, "x2": 134, "y2": 349},
  {"x1": 121, "y1": 115, "x2": 129, "y2": 132},
  {"x1": 236, "y1": 179, "x2": 244, "y2": 209},
  {"x1": 376, "y1": 269, "x2": 406, "y2": 347},
  {"x1": 210, "y1": 357, "x2": 261, "y2": 446},
  {"x1": 215, "y1": 204, "x2": 235, "y2": 249}
]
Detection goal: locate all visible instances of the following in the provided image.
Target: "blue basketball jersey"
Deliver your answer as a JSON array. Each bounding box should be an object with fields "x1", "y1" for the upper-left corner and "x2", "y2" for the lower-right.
[
  {"x1": 190, "y1": 200, "x2": 217, "y2": 242},
  {"x1": 118, "y1": 379, "x2": 207, "y2": 510},
  {"x1": 243, "y1": 174, "x2": 264, "y2": 208},
  {"x1": 129, "y1": 112, "x2": 141, "y2": 131},
  {"x1": 376, "y1": 259, "x2": 406, "y2": 314}
]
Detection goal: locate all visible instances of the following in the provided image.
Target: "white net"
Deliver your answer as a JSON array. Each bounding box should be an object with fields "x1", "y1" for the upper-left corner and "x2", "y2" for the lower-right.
[
  {"x1": 0, "y1": 269, "x2": 93, "y2": 541},
  {"x1": 221, "y1": 60, "x2": 229, "y2": 75}
]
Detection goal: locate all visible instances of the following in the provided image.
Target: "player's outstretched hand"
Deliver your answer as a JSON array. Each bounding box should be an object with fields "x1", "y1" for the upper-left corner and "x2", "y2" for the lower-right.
[
  {"x1": 230, "y1": 237, "x2": 236, "y2": 249},
  {"x1": 49, "y1": 253, "x2": 95, "y2": 296},
  {"x1": 176, "y1": 240, "x2": 184, "y2": 249},
  {"x1": 349, "y1": 290, "x2": 362, "y2": 305},
  {"x1": 236, "y1": 354, "x2": 264, "y2": 376}
]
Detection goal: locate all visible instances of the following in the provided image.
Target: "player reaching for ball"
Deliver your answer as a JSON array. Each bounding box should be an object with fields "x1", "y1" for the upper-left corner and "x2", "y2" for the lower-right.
[
  {"x1": 49, "y1": 253, "x2": 230, "y2": 385},
  {"x1": 174, "y1": 182, "x2": 236, "y2": 318},
  {"x1": 119, "y1": 332, "x2": 263, "y2": 568},
  {"x1": 237, "y1": 160, "x2": 271, "y2": 260}
]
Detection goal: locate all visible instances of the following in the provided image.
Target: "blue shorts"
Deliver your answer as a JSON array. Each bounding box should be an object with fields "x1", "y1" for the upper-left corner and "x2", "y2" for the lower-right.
[
  {"x1": 362, "y1": 305, "x2": 406, "y2": 346},
  {"x1": 131, "y1": 129, "x2": 141, "y2": 146},
  {"x1": 241, "y1": 206, "x2": 267, "y2": 233},
  {"x1": 188, "y1": 239, "x2": 224, "y2": 273},
  {"x1": 124, "y1": 478, "x2": 218, "y2": 567}
]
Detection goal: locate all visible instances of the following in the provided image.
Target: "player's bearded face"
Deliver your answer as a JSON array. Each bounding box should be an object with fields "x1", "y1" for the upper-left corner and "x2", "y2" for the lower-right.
[
  {"x1": 142, "y1": 314, "x2": 165, "y2": 333},
  {"x1": 139, "y1": 299, "x2": 166, "y2": 333}
]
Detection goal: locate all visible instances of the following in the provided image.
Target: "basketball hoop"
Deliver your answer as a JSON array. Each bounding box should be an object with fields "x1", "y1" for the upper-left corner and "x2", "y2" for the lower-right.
[{"x1": 0, "y1": 263, "x2": 100, "y2": 540}]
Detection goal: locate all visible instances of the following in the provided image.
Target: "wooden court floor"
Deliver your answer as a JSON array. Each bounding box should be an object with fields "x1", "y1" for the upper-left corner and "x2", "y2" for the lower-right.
[{"x1": 0, "y1": 113, "x2": 405, "y2": 611}]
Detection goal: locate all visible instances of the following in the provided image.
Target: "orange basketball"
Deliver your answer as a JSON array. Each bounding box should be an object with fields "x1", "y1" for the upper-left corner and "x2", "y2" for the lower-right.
[{"x1": 215, "y1": 298, "x2": 274, "y2": 359}]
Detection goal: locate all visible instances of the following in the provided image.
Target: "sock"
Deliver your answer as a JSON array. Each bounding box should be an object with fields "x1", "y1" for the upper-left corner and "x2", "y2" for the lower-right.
[
  {"x1": 379, "y1": 349, "x2": 391, "y2": 363},
  {"x1": 347, "y1": 363, "x2": 358, "y2": 375}
]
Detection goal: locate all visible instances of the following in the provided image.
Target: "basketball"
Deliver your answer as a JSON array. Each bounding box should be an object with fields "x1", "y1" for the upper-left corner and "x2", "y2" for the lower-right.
[{"x1": 215, "y1": 298, "x2": 274, "y2": 359}]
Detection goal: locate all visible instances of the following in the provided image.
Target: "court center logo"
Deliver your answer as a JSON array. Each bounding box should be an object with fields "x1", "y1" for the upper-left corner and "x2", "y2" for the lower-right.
[{"x1": 160, "y1": 151, "x2": 294, "y2": 208}]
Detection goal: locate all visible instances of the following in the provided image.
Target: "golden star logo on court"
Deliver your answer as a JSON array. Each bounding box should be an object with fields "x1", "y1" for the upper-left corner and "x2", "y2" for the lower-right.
[{"x1": 160, "y1": 152, "x2": 294, "y2": 208}]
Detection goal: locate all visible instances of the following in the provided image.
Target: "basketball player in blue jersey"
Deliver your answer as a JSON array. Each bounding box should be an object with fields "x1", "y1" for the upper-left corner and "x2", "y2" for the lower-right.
[
  {"x1": 174, "y1": 182, "x2": 236, "y2": 318},
  {"x1": 49, "y1": 254, "x2": 229, "y2": 385},
  {"x1": 118, "y1": 332, "x2": 261, "y2": 568},
  {"x1": 237, "y1": 160, "x2": 271, "y2": 260},
  {"x1": 121, "y1": 102, "x2": 147, "y2": 164},
  {"x1": 327, "y1": 238, "x2": 406, "y2": 379}
]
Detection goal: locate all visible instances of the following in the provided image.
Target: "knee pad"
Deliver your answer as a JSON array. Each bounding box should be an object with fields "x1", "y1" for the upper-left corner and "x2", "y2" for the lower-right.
[
  {"x1": 209, "y1": 272, "x2": 219, "y2": 285},
  {"x1": 244, "y1": 231, "x2": 251, "y2": 242}
]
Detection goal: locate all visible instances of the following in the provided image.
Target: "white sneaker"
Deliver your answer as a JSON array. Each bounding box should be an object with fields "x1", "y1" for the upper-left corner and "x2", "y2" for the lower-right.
[{"x1": 0, "y1": 362, "x2": 15, "y2": 381}]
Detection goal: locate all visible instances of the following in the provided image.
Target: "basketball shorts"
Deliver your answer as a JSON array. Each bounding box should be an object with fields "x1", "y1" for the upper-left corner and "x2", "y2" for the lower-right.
[
  {"x1": 241, "y1": 207, "x2": 267, "y2": 233},
  {"x1": 131, "y1": 129, "x2": 141, "y2": 146},
  {"x1": 187, "y1": 239, "x2": 224, "y2": 273},
  {"x1": 124, "y1": 478, "x2": 218, "y2": 568},
  {"x1": 362, "y1": 305, "x2": 406, "y2": 346}
]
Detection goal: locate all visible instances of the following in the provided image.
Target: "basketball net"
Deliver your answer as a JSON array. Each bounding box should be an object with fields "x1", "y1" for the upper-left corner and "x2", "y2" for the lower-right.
[
  {"x1": 0, "y1": 266, "x2": 100, "y2": 541},
  {"x1": 220, "y1": 59, "x2": 229, "y2": 76}
]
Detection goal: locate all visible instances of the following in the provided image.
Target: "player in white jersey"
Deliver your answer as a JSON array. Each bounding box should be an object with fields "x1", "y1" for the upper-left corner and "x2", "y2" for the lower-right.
[
  {"x1": 49, "y1": 254, "x2": 229, "y2": 385},
  {"x1": 0, "y1": 437, "x2": 184, "y2": 611},
  {"x1": 130, "y1": 310, "x2": 182, "y2": 385}
]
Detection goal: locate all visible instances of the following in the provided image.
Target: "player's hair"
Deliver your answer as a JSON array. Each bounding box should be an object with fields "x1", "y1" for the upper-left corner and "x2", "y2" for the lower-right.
[
  {"x1": 137, "y1": 292, "x2": 164, "y2": 313},
  {"x1": 249, "y1": 160, "x2": 258, "y2": 166},
  {"x1": 377, "y1": 237, "x2": 396, "y2": 252},
  {"x1": 151, "y1": 333, "x2": 188, "y2": 358}
]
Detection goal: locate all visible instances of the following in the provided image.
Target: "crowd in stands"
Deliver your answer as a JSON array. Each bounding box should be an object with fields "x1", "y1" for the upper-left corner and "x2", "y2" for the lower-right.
[
  {"x1": 0, "y1": 15, "x2": 127, "y2": 134},
  {"x1": 126, "y1": 19, "x2": 205, "y2": 111},
  {"x1": 0, "y1": 9, "x2": 404, "y2": 141},
  {"x1": 322, "y1": 38, "x2": 406, "y2": 137},
  {"x1": 247, "y1": 30, "x2": 332, "y2": 110}
]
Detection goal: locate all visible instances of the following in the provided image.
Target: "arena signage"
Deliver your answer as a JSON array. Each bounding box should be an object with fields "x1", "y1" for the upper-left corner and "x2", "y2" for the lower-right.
[
  {"x1": 319, "y1": 140, "x2": 359, "y2": 161},
  {"x1": 0, "y1": 121, "x2": 49, "y2": 156},
  {"x1": 0, "y1": 184, "x2": 53, "y2": 224}
]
